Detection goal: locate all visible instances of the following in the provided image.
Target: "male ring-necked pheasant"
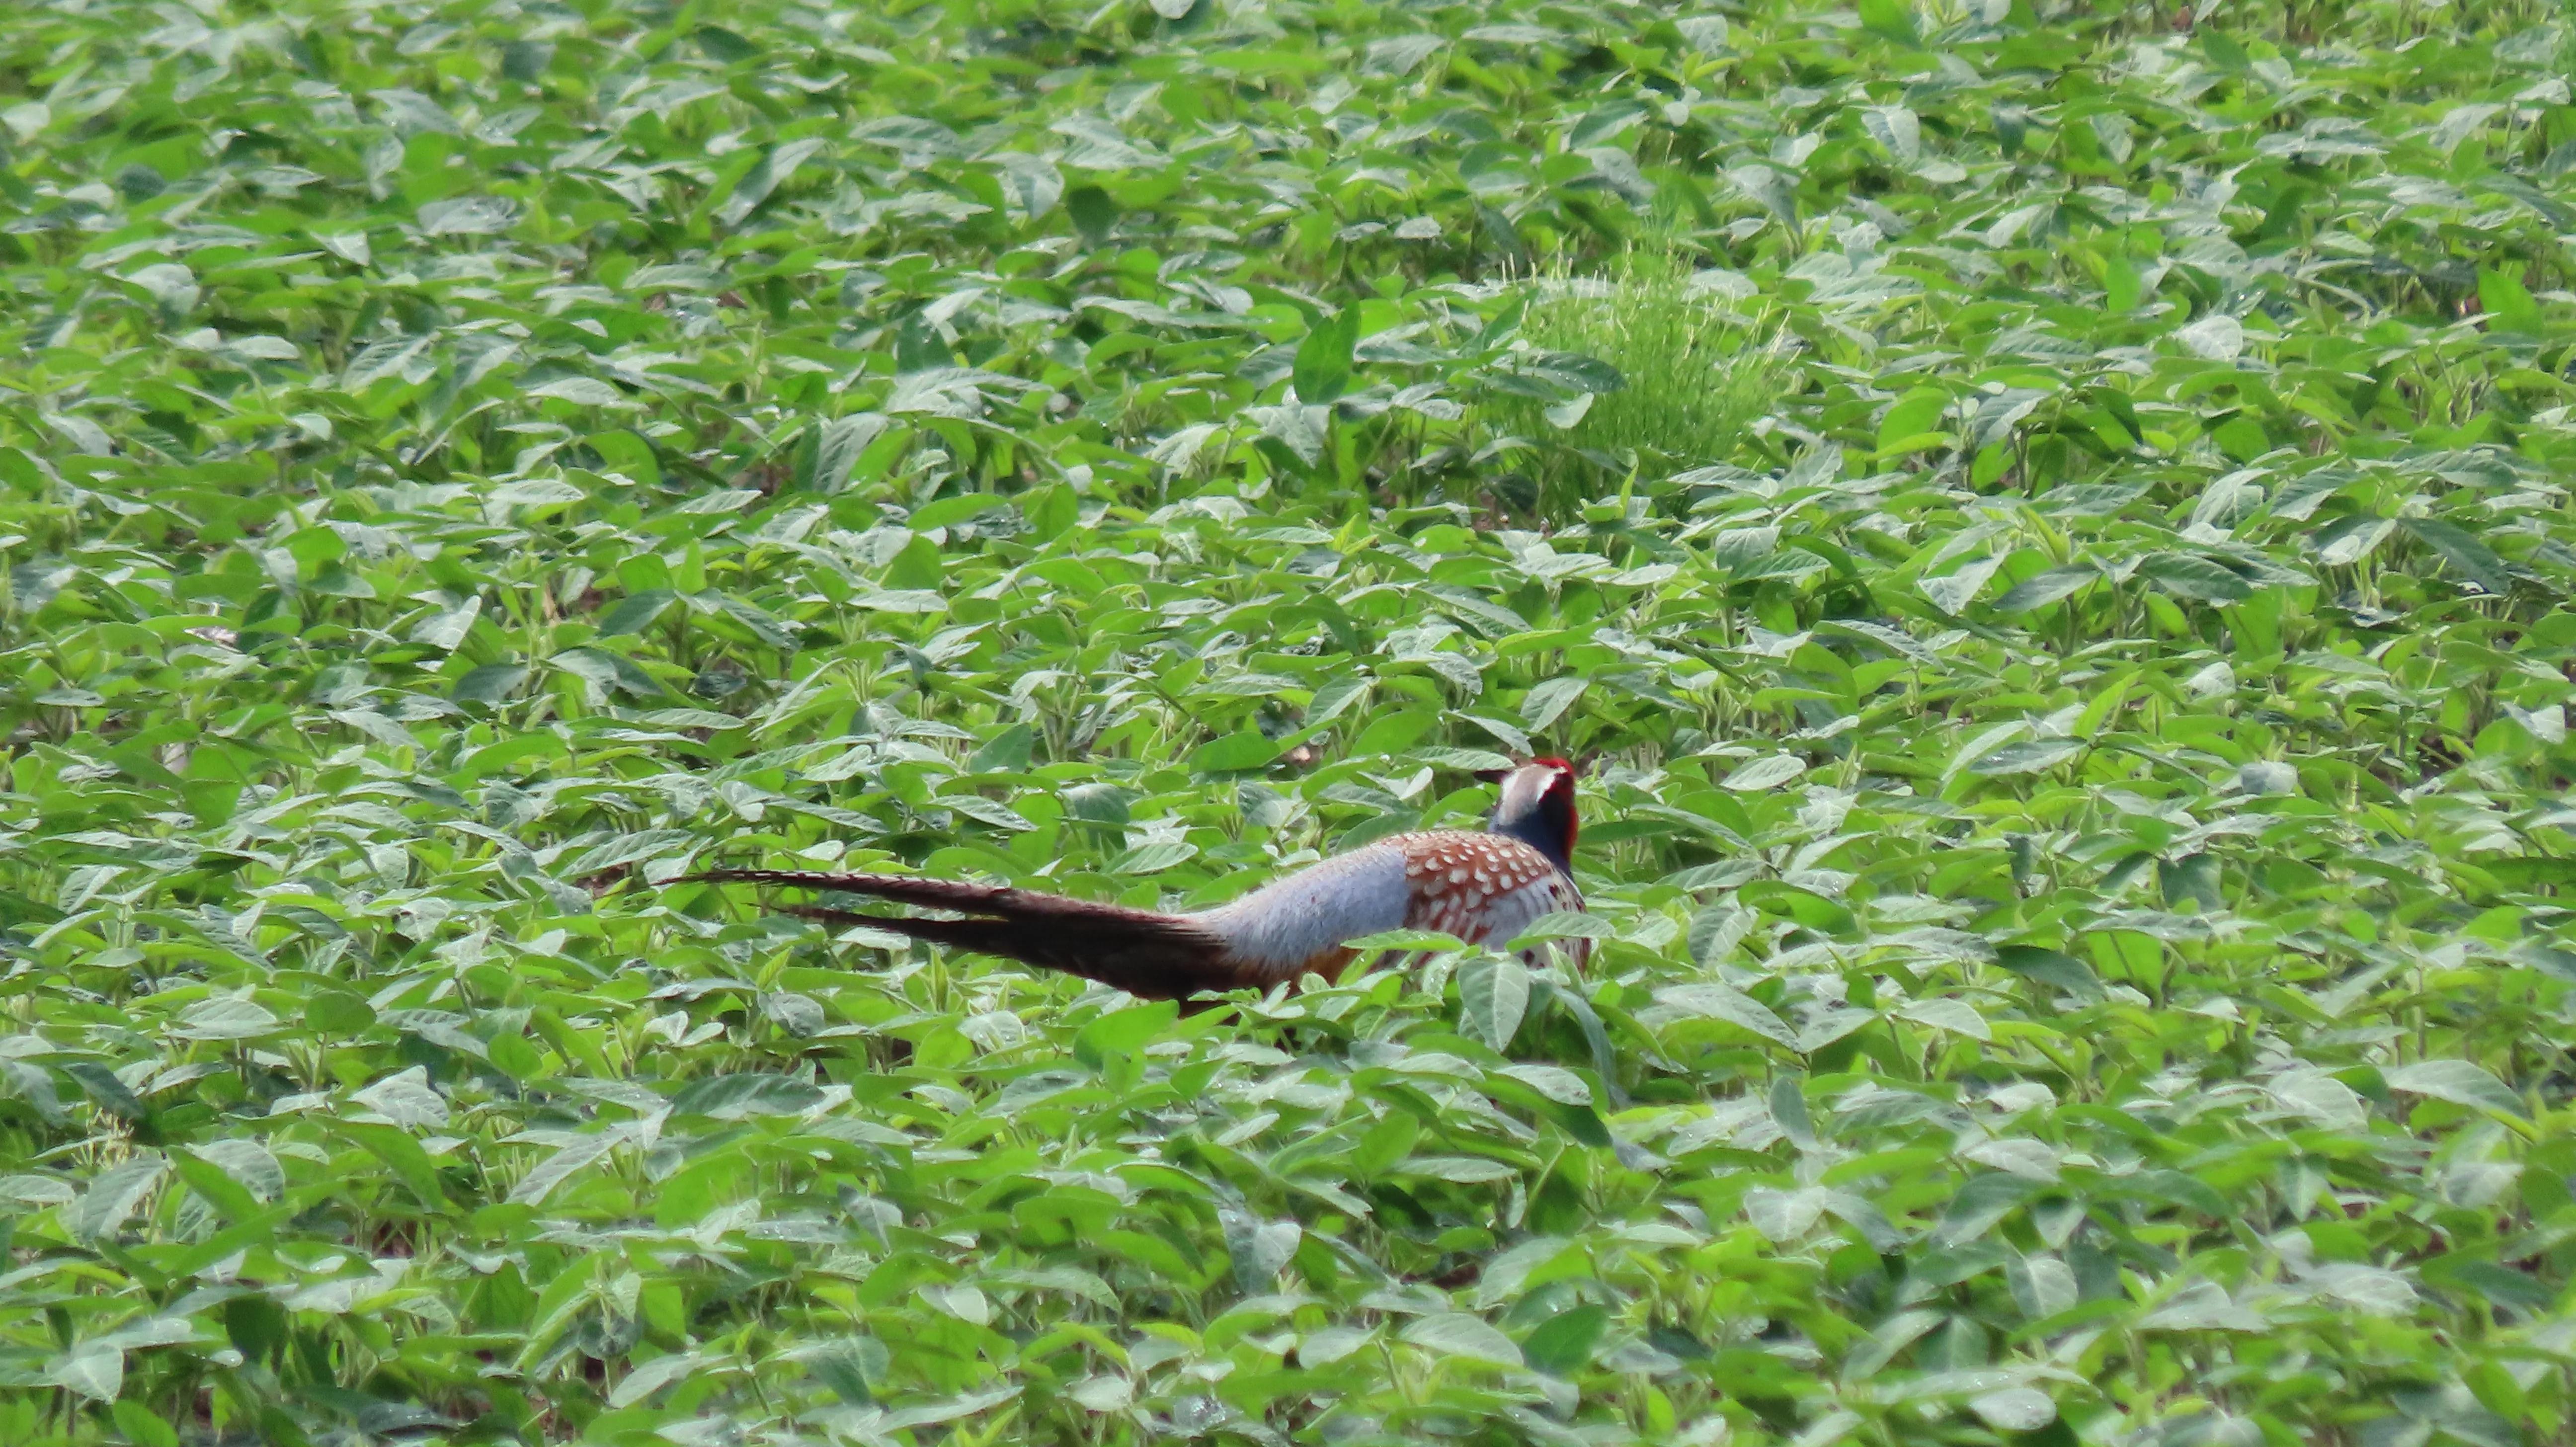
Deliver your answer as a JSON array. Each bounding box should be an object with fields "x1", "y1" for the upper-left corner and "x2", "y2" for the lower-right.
[{"x1": 681, "y1": 757, "x2": 1587, "y2": 1000}]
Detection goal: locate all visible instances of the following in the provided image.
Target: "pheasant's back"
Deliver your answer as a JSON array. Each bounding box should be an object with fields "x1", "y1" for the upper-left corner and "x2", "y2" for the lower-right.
[
  {"x1": 1200, "y1": 830, "x2": 1583, "y2": 983},
  {"x1": 1198, "y1": 841, "x2": 1414, "y2": 981}
]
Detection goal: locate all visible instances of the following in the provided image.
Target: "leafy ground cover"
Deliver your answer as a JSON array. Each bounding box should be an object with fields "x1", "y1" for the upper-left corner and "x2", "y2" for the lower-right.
[{"x1": 5, "y1": 0, "x2": 2576, "y2": 1442}]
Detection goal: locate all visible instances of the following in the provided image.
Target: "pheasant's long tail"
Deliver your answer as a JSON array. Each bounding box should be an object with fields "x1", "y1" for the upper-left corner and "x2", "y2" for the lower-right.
[{"x1": 679, "y1": 869, "x2": 1254, "y2": 1001}]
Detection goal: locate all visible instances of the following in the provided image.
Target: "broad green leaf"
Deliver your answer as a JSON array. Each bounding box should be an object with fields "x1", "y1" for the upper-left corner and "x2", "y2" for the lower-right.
[
  {"x1": 1108, "y1": 840, "x2": 1197, "y2": 874},
  {"x1": 1971, "y1": 737, "x2": 2085, "y2": 776},
  {"x1": 2402, "y1": 518, "x2": 2509, "y2": 595},
  {"x1": 1875, "y1": 387, "x2": 1949, "y2": 453},
  {"x1": 1293, "y1": 304, "x2": 1361, "y2": 404},
  {"x1": 1458, "y1": 956, "x2": 1529, "y2": 1050},
  {"x1": 2140, "y1": 552, "x2": 2254, "y2": 602},
  {"x1": 1520, "y1": 676, "x2": 1588, "y2": 730},
  {"x1": 672, "y1": 1074, "x2": 825, "y2": 1120},
  {"x1": 175, "y1": 996, "x2": 280, "y2": 1041},
  {"x1": 418, "y1": 195, "x2": 517, "y2": 235},
  {"x1": 1496, "y1": 1062, "x2": 1590, "y2": 1105},
  {"x1": 1523, "y1": 1305, "x2": 1610, "y2": 1375},
  {"x1": 1722, "y1": 755, "x2": 1806, "y2": 791},
  {"x1": 353, "y1": 1067, "x2": 451, "y2": 1129},
  {"x1": 1652, "y1": 982, "x2": 1794, "y2": 1046},
  {"x1": 509, "y1": 1133, "x2": 615, "y2": 1205},
  {"x1": 2384, "y1": 1060, "x2": 2524, "y2": 1118},
  {"x1": 1400, "y1": 1312, "x2": 1523, "y2": 1367},
  {"x1": 1994, "y1": 564, "x2": 2096, "y2": 613},
  {"x1": 718, "y1": 138, "x2": 827, "y2": 227},
  {"x1": 1971, "y1": 1388, "x2": 2057, "y2": 1432},
  {"x1": 64, "y1": 1156, "x2": 164, "y2": 1242},
  {"x1": 599, "y1": 590, "x2": 678, "y2": 635},
  {"x1": 111, "y1": 1403, "x2": 180, "y2": 1447},
  {"x1": 47, "y1": 1341, "x2": 121, "y2": 1403},
  {"x1": 1191, "y1": 729, "x2": 1280, "y2": 773},
  {"x1": 1931, "y1": 1172, "x2": 2043, "y2": 1247}
]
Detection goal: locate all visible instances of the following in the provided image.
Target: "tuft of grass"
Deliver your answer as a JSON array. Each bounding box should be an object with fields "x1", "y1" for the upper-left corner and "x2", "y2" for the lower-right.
[{"x1": 1484, "y1": 250, "x2": 1787, "y2": 518}]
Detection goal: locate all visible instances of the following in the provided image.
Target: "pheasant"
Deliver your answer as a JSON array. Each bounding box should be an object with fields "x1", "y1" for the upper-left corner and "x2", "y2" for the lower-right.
[{"x1": 680, "y1": 757, "x2": 1588, "y2": 1000}]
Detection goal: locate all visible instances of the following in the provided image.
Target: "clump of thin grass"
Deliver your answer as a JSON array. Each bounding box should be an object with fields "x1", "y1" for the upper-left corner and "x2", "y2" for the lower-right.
[{"x1": 1484, "y1": 249, "x2": 1787, "y2": 517}]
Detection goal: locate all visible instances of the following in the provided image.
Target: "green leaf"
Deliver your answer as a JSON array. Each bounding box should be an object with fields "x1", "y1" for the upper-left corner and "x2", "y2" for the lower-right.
[
  {"x1": 1931, "y1": 1172, "x2": 2043, "y2": 1247},
  {"x1": 1458, "y1": 956, "x2": 1530, "y2": 1050},
  {"x1": 1074, "y1": 1000, "x2": 1178, "y2": 1071},
  {"x1": 352, "y1": 1066, "x2": 451, "y2": 1128},
  {"x1": 65, "y1": 1156, "x2": 165, "y2": 1241},
  {"x1": 1995, "y1": 946, "x2": 2101, "y2": 1000},
  {"x1": 566, "y1": 830, "x2": 699, "y2": 877},
  {"x1": 718, "y1": 138, "x2": 827, "y2": 228},
  {"x1": 598, "y1": 589, "x2": 679, "y2": 635},
  {"x1": 1994, "y1": 564, "x2": 2096, "y2": 613},
  {"x1": 112, "y1": 1402, "x2": 180, "y2": 1447},
  {"x1": 2402, "y1": 518, "x2": 2509, "y2": 595},
  {"x1": 509, "y1": 1134, "x2": 614, "y2": 1205},
  {"x1": 1495, "y1": 1062, "x2": 1590, "y2": 1105},
  {"x1": 2140, "y1": 552, "x2": 2254, "y2": 602},
  {"x1": 308, "y1": 983, "x2": 376, "y2": 1030},
  {"x1": 1520, "y1": 676, "x2": 1588, "y2": 730},
  {"x1": 970, "y1": 724, "x2": 1035, "y2": 773},
  {"x1": 1525, "y1": 350, "x2": 1624, "y2": 394},
  {"x1": 1522, "y1": 1304, "x2": 1610, "y2": 1375},
  {"x1": 1722, "y1": 755, "x2": 1806, "y2": 791},
  {"x1": 62, "y1": 1060, "x2": 151, "y2": 1126},
  {"x1": 453, "y1": 662, "x2": 530, "y2": 704},
  {"x1": 1875, "y1": 386, "x2": 1950, "y2": 453},
  {"x1": 418, "y1": 195, "x2": 517, "y2": 236},
  {"x1": 46, "y1": 1341, "x2": 121, "y2": 1403},
  {"x1": 175, "y1": 995, "x2": 279, "y2": 1041},
  {"x1": 1509, "y1": 911, "x2": 1612, "y2": 943},
  {"x1": 1350, "y1": 709, "x2": 1435, "y2": 756},
  {"x1": 672, "y1": 1074, "x2": 825, "y2": 1120},
  {"x1": 1855, "y1": 0, "x2": 1919, "y2": 42},
  {"x1": 2384, "y1": 1060, "x2": 2524, "y2": 1118},
  {"x1": 1652, "y1": 982, "x2": 1795, "y2": 1046},
  {"x1": 943, "y1": 793, "x2": 1036, "y2": 831},
  {"x1": 1293, "y1": 303, "x2": 1362, "y2": 404},
  {"x1": 1400, "y1": 1312, "x2": 1523, "y2": 1367},
  {"x1": 2478, "y1": 268, "x2": 2541, "y2": 331},
  {"x1": 414, "y1": 592, "x2": 484, "y2": 648},
  {"x1": 1971, "y1": 737, "x2": 2085, "y2": 776},
  {"x1": 169, "y1": 1149, "x2": 262, "y2": 1224},
  {"x1": 1107, "y1": 840, "x2": 1197, "y2": 874},
  {"x1": 1191, "y1": 728, "x2": 1281, "y2": 773},
  {"x1": 552, "y1": 644, "x2": 667, "y2": 700},
  {"x1": 1224, "y1": 1208, "x2": 1301, "y2": 1289}
]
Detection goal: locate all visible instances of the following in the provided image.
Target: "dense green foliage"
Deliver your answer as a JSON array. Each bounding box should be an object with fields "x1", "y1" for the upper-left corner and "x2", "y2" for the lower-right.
[{"x1": 5, "y1": 0, "x2": 2576, "y2": 1443}]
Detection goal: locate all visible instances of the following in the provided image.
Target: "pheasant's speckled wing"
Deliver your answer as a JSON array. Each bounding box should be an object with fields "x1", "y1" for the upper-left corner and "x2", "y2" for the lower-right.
[{"x1": 1395, "y1": 832, "x2": 1589, "y2": 970}]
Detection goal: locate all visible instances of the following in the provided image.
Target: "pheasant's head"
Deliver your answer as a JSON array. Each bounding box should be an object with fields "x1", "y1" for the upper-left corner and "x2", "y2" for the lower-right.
[{"x1": 1487, "y1": 756, "x2": 1581, "y2": 873}]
